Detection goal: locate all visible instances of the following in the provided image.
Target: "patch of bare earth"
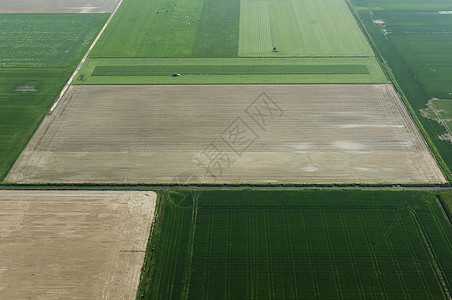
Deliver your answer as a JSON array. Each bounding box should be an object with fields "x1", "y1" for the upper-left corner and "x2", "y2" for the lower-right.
[
  {"x1": 0, "y1": 0, "x2": 120, "y2": 13},
  {"x1": 5, "y1": 84, "x2": 446, "y2": 184},
  {"x1": 0, "y1": 191, "x2": 156, "y2": 299},
  {"x1": 420, "y1": 98, "x2": 452, "y2": 143}
]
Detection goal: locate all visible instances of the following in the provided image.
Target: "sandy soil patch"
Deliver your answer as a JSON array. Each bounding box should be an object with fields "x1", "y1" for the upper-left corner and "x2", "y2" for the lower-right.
[
  {"x1": 0, "y1": 190, "x2": 156, "y2": 299},
  {"x1": 5, "y1": 84, "x2": 446, "y2": 184},
  {"x1": 0, "y1": 0, "x2": 120, "y2": 13}
]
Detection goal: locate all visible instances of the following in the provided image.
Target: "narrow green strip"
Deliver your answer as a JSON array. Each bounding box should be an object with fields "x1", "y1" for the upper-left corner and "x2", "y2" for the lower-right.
[{"x1": 92, "y1": 64, "x2": 369, "y2": 76}]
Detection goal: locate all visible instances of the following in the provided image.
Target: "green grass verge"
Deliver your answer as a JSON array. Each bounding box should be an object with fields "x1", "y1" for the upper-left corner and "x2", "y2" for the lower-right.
[
  {"x1": 0, "y1": 68, "x2": 72, "y2": 180},
  {"x1": 0, "y1": 14, "x2": 108, "y2": 67},
  {"x1": 238, "y1": 0, "x2": 374, "y2": 57},
  {"x1": 75, "y1": 57, "x2": 388, "y2": 84},
  {"x1": 138, "y1": 190, "x2": 452, "y2": 299}
]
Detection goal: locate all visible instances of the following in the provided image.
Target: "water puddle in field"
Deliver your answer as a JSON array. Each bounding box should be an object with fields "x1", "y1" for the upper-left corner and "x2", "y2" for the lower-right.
[{"x1": 15, "y1": 86, "x2": 37, "y2": 93}]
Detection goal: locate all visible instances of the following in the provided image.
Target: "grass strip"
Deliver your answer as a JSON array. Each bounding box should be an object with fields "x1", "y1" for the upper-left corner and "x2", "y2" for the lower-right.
[{"x1": 92, "y1": 64, "x2": 369, "y2": 76}]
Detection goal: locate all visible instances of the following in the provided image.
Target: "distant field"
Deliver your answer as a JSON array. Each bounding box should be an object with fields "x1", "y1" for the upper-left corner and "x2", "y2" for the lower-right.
[
  {"x1": 0, "y1": 14, "x2": 108, "y2": 67},
  {"x1": 89, "y1": 0, "x2": 381, "y2": 85},
  {"x1": 91, "y1": 0, "x2": 238, "y2": 57},
  {"x1": 0, "y1": 0, "x2": 120, "y2": 13},
  {"x1": 139, "y1": 190, "x2": 452, "y2": 299},
  {"x1": 92, "y1": 0, "x2": 376, "y2": 58},
  {"x1": 238, "y1": 0, "x2": 373, "y2": 57},
  {"x1": 350, "y1": 0, "x2": 452, "y2": 177},
  {"x1": 75, "y1": 57, "x2": 388, "y2": 84},
  {"x1": 379, "y1": 11, "x2": 452, "y2": 99},
  {"x1": 365, "y1": 0, "x2": 452, "y2": 11}
]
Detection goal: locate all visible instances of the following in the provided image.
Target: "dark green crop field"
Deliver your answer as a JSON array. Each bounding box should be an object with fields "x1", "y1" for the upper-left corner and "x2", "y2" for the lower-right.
[
  {"x1": 139, "y1": 190, "x2": 452, "y2": 299},
  {"x1": 0, "y1": 14, "x2": 108, "y2": 67},
  {"x1": 349, "y1": 0, "x2": 452, "y2": 179},
  {"x1": 75, "y1": 57, "x2": 388, "y2": 84},
  {"x1": 0, "y1": 68, "x2": 71, "y2": 180},
  {"x1": 91, "y1": 64, "x2": 369, "y2": 76}
]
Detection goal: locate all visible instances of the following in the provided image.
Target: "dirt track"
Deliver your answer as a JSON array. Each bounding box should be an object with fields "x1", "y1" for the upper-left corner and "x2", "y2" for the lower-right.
[
  {"x1": 5, "y1": 84, "x2": 446, "y2": 184},
  {"x1": 0, "y1": 0, "x2": 120, "y2": 13},
  {"x1": 0, "y1": 191, "x2": 156, "y2": 299}
]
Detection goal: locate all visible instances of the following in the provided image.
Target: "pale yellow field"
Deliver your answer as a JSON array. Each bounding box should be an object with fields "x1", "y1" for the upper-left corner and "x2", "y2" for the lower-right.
[
  {"x1": 5, "y1": 84, "x2": 445, "y2": 184},
  {"x1": 0, "y1": 0, "x2": 120, "y2": 13},
  {"x1": 0, "y1": 191, "x2": 156, "y2": 299}
]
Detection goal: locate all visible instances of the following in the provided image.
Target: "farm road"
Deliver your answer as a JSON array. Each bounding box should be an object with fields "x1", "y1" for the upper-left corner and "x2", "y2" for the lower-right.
[{"x1": 1, "y1": 185, "x2": 451, "y2": 191}]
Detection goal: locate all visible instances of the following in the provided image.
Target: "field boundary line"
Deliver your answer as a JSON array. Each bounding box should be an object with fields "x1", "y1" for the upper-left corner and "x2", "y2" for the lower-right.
[
  {"x1": 436, "y1": 194, "x2": 452, "y2": 223},
  {"x1": 138, "y1": 191, "x2": 166, "y2": 299},
  {"x1": 182, "y1": 192, "x2": 200, "y2": 299},
  {"x1": 411, "y1": 210, "x2": 452, "y2": 300},
  {"x1": 50, "y1": 0, "x2": 124, "y2": 112}
]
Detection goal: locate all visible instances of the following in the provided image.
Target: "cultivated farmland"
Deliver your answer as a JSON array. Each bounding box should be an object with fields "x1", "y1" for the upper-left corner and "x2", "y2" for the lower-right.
[
  {"x1": 0, "y1": 14, "x2": 108, "y2": 67},
  {"x1": 238, "y1": 0, "x2": 373, "y2": 57},
  {"x1": 84, "y1": 0, "x2": 383, "y2": 85},
  {"x1": 0, "y1": 68, "x2": 71, "y2": 180},
  {"x1": 140, "y1": 190, "x2": 452, "y2": 299},
  {"x1": 0, "y1": 190, "x2": 156, "y2": 299},
  {"x1": 0, "y1": 0, "x2": 120, "y2": 13},
  {"x1": 0, "y1": 14, "x2": 107, "y2": 180},
  {"x1": 6, "y1": 84, "x2": 445, "y2": 184}
]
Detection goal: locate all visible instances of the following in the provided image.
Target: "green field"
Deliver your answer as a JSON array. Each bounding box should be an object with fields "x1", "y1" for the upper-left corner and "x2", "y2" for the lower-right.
[
  {"x1": 75, "y1": 57, "x2": 388, "y2": 84},
  {"x1": 366, "y1": 0, "x2": 452, "y2": 11},
  {"x1": 0, "y1": 14, "x2": 107, "y2": 180},
  {"x1": 139, "y1": 190, "x2": 452, "y2": 299},
  {"x1": 0, "y1": 14, "x2": 108, "y2": 67},
  {"x1": 91, "y1": 0, "x2": 240, "y2": 58},
  {"x1": 349, "y1": 0, "x2": 452, "y2": 177},
  {"x1": 86, "y1": 0, "x2": 385, "y2": 84},
  {"x1": 438, "y1": 191, "x2": 452, "y2": 222},
  {"x1": 238, "y1": 0, "x2": 373, "y2": 57},
  {"x1": 0, "y1": 68, "x2": 71, "y2": 180}
]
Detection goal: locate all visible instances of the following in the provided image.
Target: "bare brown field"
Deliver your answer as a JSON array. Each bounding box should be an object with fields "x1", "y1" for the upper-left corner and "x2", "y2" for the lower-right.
[
  {"x1": 0, "y1": 0, "x2": 120, "y2": 13},
  {"x1": 5, "y1": 84, "x2": 446, "y2": 184},
  {"x1": 0, "y1": 191, "x2": 156, "y2": 299}
]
